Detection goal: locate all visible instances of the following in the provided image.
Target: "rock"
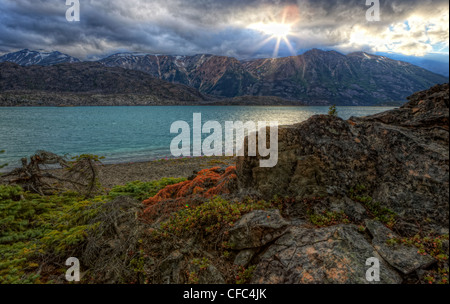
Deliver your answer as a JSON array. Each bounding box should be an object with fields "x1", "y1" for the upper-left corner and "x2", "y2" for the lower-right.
[
  {"x1": 365, "y1": 220, "x2": 436, "y2": 275},
  {"x1": 251, "y1": 224, "x2": 402, "y2": 284},
  {"x1": 234, "y1": 249, "x2": 257, "y2": 267},
  {"x1": 228, "y1": 210, "x2": 289, "y2": 250},
  {"x1": 442, "y1": 239, "x2": 449, "y2": 254},
  {"x1": 160, "y1": 250, "x2": 184, "y2": 284},
  {"x1": 193, "y1": 264, "x2": 226, "y2": 284},
  {"x1": 237, "y1": 84, "x2": 449, "y2": 232},
  {"x1": 330, "y1": 197, "x2": 367, "y2": 222}
]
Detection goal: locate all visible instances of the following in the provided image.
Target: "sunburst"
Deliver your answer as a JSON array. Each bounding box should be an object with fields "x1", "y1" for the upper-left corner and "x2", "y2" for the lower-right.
[{"x1": 248, "y1": 7, "x2": 299, "y2": 58}]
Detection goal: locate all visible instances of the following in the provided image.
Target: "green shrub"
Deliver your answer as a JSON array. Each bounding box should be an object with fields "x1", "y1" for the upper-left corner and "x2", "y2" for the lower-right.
[
  {"x1": 328, "y1": 105, "x2": 338, "y2": 116},
  {"x1": 109, "y1": 177, "x2": 186, "y2": 201},
  {"x1": 0, "y1": 186, "x2": 106, "y2": 283},
  {"x1": 159, "y1": 197, "x2": 274, "y2": 237},
  {"x1": 0, "y1": 174, "x2": 191, "y2": 284}
]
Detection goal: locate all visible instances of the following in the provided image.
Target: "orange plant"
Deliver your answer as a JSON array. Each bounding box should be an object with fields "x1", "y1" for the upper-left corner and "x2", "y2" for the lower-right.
[{"x1": 142, "y1": 166, "x2": 238, "y2": 222}]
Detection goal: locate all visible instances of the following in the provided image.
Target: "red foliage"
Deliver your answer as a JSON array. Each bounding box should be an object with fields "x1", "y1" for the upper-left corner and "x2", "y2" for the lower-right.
[{"x1": 142, "y1": 166, "x2": 238, "y2": 222}]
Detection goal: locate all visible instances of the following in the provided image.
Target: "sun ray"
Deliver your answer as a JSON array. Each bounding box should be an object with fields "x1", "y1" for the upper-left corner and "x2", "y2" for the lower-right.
[
  {"x1": 273, "y1": 36, "x2": 282, "y2": 58},
  {"x1": 283, "y1": 36, "x2": 297, "y2": 56},
  {"x1": 251, "y1": 35, "x2": 277, "y2": 53}
]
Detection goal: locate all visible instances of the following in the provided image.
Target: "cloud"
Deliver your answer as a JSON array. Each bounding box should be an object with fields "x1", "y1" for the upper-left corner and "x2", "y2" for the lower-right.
[{"x1": 0, "y1": 0, "x2": 448, "y2": 59}]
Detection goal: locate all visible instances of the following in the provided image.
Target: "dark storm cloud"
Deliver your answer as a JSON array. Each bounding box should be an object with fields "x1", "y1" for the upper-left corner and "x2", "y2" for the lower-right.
[{"x1": 0, "y1": 0, "x2": 448, "y2": 59}]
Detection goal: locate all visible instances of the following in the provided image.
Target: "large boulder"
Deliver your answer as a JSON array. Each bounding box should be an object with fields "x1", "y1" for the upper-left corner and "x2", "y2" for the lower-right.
[
  {"x1": 251, "y1": 224, "x2": 403, "y2": 284},
  {"x1": 228, "y1": 210, "x2": 289, "y2": 250},
  {"x1": 365, "y1": 220, "x2": 436, "y2": 275},
  {"x1": 237, "y1": 84, "x2": 449, "y2": 232}
]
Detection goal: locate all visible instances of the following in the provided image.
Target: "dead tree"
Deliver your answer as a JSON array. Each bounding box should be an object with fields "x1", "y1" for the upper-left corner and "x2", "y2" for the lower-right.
[
  {"x1": 64, "y1": 154, "x2": 104, "y2": 197},
  {"x1": 2, "y1": 151, "x2": 103, "y2": 197}
]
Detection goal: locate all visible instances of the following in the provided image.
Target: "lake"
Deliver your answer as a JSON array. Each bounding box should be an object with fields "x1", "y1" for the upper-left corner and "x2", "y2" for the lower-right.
[{"x1": 0, "y1": 106, "x2": 394, "y2": 171}]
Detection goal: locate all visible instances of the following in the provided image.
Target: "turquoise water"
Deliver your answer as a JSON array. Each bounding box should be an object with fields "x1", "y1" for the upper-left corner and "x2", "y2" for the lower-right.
[{"x1": 0, "y1": 106, "x2": 394, "y2": 171}]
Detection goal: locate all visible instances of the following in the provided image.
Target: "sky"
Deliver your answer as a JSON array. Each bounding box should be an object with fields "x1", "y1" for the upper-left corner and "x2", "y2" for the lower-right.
[{"x1": 0, "y1": 0, "x2": 448, "y2": 72}]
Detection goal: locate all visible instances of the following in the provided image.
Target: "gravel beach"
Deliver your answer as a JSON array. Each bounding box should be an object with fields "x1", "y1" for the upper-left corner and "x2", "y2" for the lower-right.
[
  {"x1": 1, "y1": 156, "x2": 236, "y2": 190},
  {"x1": 96, "y1": 156, "x2": 236, "y2": 189}
]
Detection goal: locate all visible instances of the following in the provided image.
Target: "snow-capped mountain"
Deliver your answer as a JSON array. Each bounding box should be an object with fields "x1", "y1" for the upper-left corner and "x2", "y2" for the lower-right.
[
  {"x1": 0, "y1": 48, "x2": 448, "y2": 105},
  {"x1": 99, "y1": 49, "x2": 448, "y2": 105},
  {"x1": 0, "y1": 49, "x2": 80, "y2": 66}
]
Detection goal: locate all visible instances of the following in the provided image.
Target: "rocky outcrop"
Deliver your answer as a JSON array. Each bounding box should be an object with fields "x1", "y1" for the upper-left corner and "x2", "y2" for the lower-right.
[
  {"x1": 225, "y1": 84, "x2": 449, "y2": 284},
  {"x1": 134, "y1": 84, "x2": 449, "y2": 284},
  {"x1": 237, "y1": 83, "x2": 449, "y2": 233}
]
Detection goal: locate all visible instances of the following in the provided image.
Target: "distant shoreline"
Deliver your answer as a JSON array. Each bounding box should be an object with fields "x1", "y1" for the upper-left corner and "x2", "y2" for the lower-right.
[
  {"x1": 0, "y1": 104, "x2": 401, "y2": 108},
  {"x1": 0, "y1": 90, "x2": 405, "y2": 107}
]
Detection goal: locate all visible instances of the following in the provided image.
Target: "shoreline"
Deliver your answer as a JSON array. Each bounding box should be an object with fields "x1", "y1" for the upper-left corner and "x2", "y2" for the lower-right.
[
  {"x1": 1, "y1": 156, "x2": 236, "y2": 189},
  {"x1": 96, "y1": 156, "x2": 236, "y2": 189},
  {"x1": 0, "y1": 104, "x2": 401, "y2": 108}
]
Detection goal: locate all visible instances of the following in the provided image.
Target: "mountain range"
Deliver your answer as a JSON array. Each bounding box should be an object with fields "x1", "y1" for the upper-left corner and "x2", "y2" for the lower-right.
[
  {"x1": 0, "y1": 49, "x2": 448, "y2": 106},
  {"x1": 0, "y1": 49, "x2": 80, "y2": 66},
  {"x1": 0, "y1": 61, "x2": 206, "y2": 106}
]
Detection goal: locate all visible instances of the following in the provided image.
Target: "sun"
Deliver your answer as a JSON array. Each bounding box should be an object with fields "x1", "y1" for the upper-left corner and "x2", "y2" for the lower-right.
[
  {"x1": 248, "y1": 22, "x2": 293, "y2": 38},
  {"x1": 247, "y1": 6, "x2": 300, "y2": 58}
]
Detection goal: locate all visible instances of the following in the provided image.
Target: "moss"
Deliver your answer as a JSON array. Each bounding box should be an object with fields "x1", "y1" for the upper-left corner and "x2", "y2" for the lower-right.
[
  {"x1": 349, "y1": 185, "x2": 397, "y2": 228},
  {"x1": 387, "y1": 234, "x2": 449, "y2": 263},
  {"x1": 386, "y1": 234, "x2": 449, "y2": 284},
  {"x1": 307, "y1": 210, "x2": 351, "y2": 227},
  {"x1": 158, "y1": 196, "x2": 274, "y2": 238},
  {"x1": 236, "y1": 265, "x2": 256, "y2": 284}
]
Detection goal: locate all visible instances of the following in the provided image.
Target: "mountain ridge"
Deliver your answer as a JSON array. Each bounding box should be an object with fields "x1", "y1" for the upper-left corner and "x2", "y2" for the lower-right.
[
  {"x1": 0, "y1": 61, "x2": 208, "y2": 106},
  {"x1": 0, "y1": 49, "x2": 80, "y2": 66},
  {"x1": 98, "y1": 48, "x2": 449, "y2": 105},
  {"x1": 1, "y1": 48, "x2": 448, "y2": 106}
]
